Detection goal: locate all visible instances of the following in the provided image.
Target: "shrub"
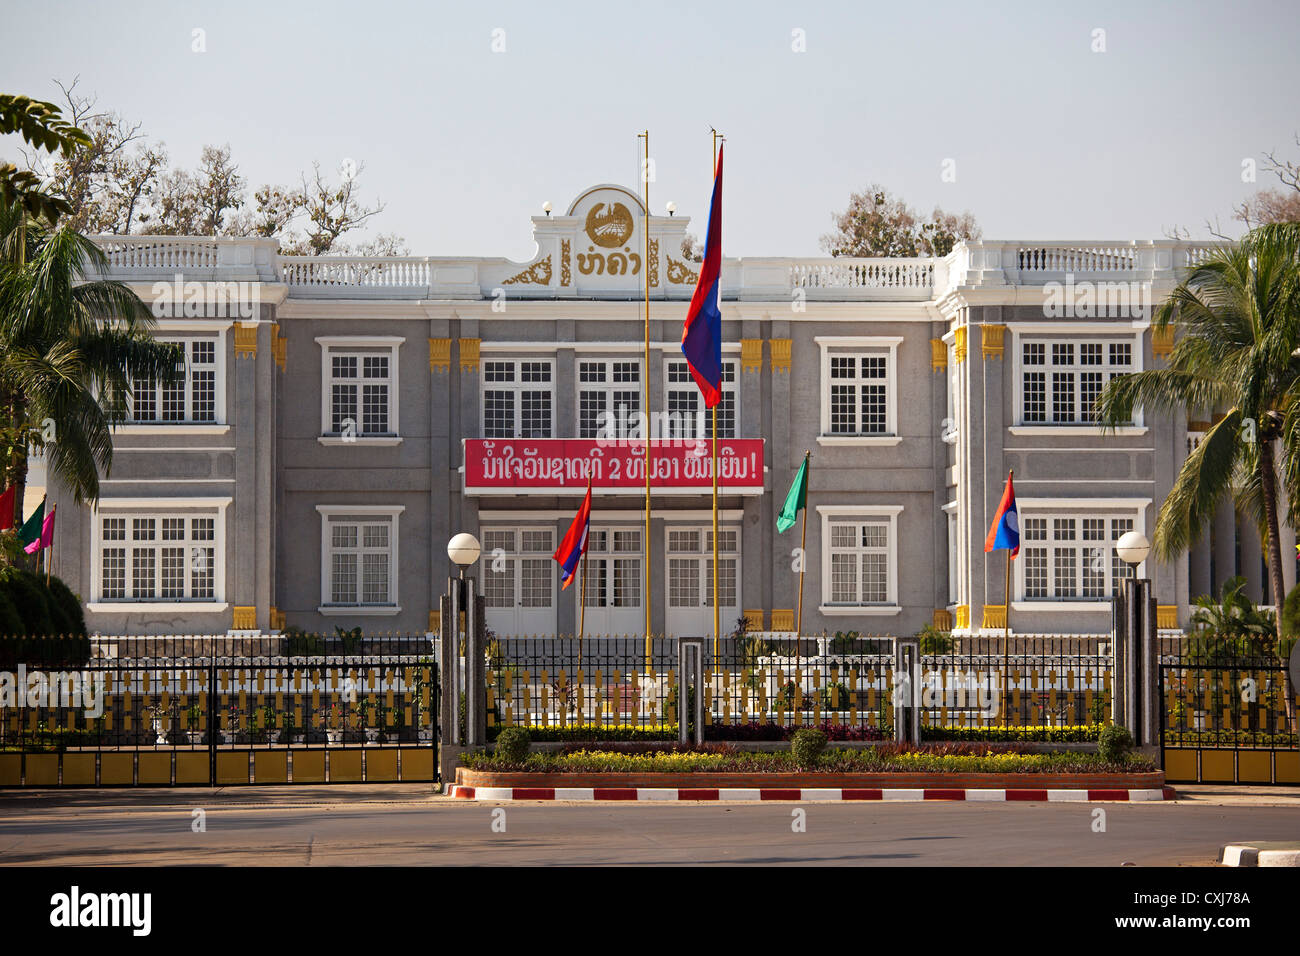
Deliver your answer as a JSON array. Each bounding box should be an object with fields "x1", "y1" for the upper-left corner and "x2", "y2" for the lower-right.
[
  {"x1": 791, "y1": 728, "x2": 828, "y2": 766},
  {"x1": 923, "y1": 724, "x2": 1103, "y2": 744},
  {"x1": 45, "y1": 577, "x2": 87, "y2": 637},
  {"x1": 916, "y1": 623, "x2": 953, "y2": 654},
  {"x1": 1098, "y1": 724, "x2": 1133, "y2": 763},
  {"x1": 0, "y1": 569, "x2": 54, "y2": 636},
  {"x1": 495, "y1": 727, "x2": 531, "y2": 762},
  {"x1": 0, "y1": 589, "x2": 24, "y2": 637},
  {"x1": 284, "y1": 628, "x2": 326, "y2": 656}
]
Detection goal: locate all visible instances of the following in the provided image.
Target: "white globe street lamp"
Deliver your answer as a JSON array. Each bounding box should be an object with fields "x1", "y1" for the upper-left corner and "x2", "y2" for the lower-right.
[
  {"x1": 1116, "y1": 530, "x2": 1151, "y2": 566},
  {"x1": 447, "y1": 533, "x2": 481, "y2": 574}
]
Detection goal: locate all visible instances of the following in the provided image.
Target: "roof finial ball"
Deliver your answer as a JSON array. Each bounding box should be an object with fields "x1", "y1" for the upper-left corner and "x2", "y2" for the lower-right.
[{"x1": 542, "y1": 201, "x2": 552, "y2": 216}]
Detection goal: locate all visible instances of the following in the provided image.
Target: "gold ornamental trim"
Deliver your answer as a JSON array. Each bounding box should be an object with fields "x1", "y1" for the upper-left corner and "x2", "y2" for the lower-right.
[
  {"x1": 560, "y1": 240, "x2": 572, "y2": 287},
  {"x1": 584, "y1": 202, "x2": 635, "y2": 248},
  {"x1": 740, "y1": 339, "x2": 763, "y2": 373},
  {"x1": 648, "y1": 238, "x2": 660, "y2": 288},
  {"x1": 232, "y1": 606, "x2": 256, "y2": 629},
  {"x1": 931, "y1": 338, "x2": 947, "y2": 373},
  {"x1": 667, "y1": 256, "x2": 699, "y2": 285},
  {"x1": 271, "y1": 326, "x2": 286, "y2": 371},
  {"x1": 502, "y1": 255, "x2": 553, "y2": 286},
  {"x1": 981, "y1": 604, "x2": 1007, "y2": 629},
  {"x1": 770, "y1": 609, "x2": 795, "y2": 633},
  {"x1": 428, "y1": 610, "x2": 441, "y2": 633},
  {"x1": 742, "y1": 608, "x2": 764, "y2": 631},
  {"x1": 954, "y1": 605, "x2": 970, "y2": 629},
  {"x1": 770, "y1": 339, "x2": 792, "y2": 373},
  {"x1": 459, "y1": 338, "x2": 480, "y2": 373},
  {"x1": 269, "y1": 607, "x2": 286, "y2": 631},
  {"x1": 953, "y1": 327, "x2": 967, "y2": 364},
  {"x1": 429, "y1": 338, "x2": 451, "y2": 372},
  {"x1": 933, "y1": 608, "x2": 953, "y2": 631},
  {"x1": 234, "y1": 323, "x2": 258, "y2": 359},
  {"x1": 1152, "y1": 326, "x2": 1175, "y2": 357},
  {"x1": 1156, "y1": 605, "x2": 1179, "y2": 629},
  {"x1": 980, "y1": 324, "x2": 1006, "y2": 360}
]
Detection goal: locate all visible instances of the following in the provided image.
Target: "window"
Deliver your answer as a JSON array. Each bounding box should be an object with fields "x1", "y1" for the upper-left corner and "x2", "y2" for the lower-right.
[
  {"x1": 582, "y1": 529, "x2": 642, "y2": 609},
  {"x1": 1020, "y1": 513, "x2": 1138, "y2": 601},
  {"x1": 666, "y1": 528, "x2": 739, "y2": 609},
  {"x1": 96, "y1": 510, "x2": 221, "y2": 602},
  {"x1": 827, "y1": 519, "x2": 890, "y2": 604},
  {"x1": 818, "y1": 506, "x2": 902, "y2": 612},
  {"x1": 482, "y1": 360, "x2": 553, "y2": 439},
  {"x1": 480, "y1": 527, "x2": 556, "y2": 635},
  {"x1": 816, "y1": 337, "x2": 901, "y2": 442},
  {"x1": 1020, "y1": 338, "x2": 1132, "y2": 425},
  {"x1": 318, "y1": 506, "x2": 403, "y2": 611},
  {"x1": 317, "y1": 337, "x2": 403, "y2": 441},
  {"x1": 664, "y1": 359, "x2": 737, "y2": 439},
  {"x1": 129, "y1": 337, "x2": 221, "y2": 424},
  {"x1": 578, "y1": 360, "x2": 641, "y2": 438}
]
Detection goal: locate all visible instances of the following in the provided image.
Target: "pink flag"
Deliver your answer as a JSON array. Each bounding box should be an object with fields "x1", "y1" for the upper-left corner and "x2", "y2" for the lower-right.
[{"x1": 23, "y1": 504, "x2": 55, "y2": 554}]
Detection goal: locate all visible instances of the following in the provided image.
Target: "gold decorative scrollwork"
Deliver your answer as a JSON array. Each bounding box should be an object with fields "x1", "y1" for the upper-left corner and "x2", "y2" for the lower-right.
[
  {"x1": 502, "y1": 255, "x2": 553, "y2": 286},
  {"x1": 648, "y1": 239, "x2": 659, "y2": 287},
  {"x1": 667, "y1": 256, "x2": 698, "y2": 285},
  {"x1": 560, "y1": 240, "x2": 572, "y2": 287}
]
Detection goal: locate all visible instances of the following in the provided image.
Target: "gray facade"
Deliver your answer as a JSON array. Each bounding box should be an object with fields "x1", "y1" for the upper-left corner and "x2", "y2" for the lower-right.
[{"x1": 44, "y1": 192, "x2": 1292, "y2": 639}]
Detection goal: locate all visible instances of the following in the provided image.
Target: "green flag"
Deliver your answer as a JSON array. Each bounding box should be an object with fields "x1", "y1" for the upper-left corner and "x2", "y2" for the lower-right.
[
  {"x1": 17, "y1": 498, "x2": 44, "y2": 549},
  {"x1": 777, "y1": 456, "x2": 808, "y2": 533}
]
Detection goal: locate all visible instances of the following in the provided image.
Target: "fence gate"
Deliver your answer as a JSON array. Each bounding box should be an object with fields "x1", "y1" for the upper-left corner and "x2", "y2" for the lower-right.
[
  {"x1": 1160, "y1": 652, "x2": 1299, "y2": 785},
  {"x1": 0, "y1": 636, "x2": 439, "y2": 787}
]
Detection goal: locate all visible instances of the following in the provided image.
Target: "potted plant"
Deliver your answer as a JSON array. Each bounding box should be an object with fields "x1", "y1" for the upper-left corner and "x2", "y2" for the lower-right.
[{"x1": 145, "y1": 703, "x2": 170, "y2": 746}]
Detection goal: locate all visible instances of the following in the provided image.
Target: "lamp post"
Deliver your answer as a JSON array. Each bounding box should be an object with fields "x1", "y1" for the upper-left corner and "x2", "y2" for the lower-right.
[
  {"x1": 441, "y1": 533, "x2": 483, "y2": 748},
  {"x1": 1114, "y1": 531, "x2": 1155, "y2": 746}
]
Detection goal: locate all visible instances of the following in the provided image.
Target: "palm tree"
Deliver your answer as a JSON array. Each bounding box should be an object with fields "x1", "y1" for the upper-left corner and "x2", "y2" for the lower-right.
[
  {"x1": 0, "y1": 201, "x2": 182, "y2": 524},
  {"x1": 1096, "y1": 223, "x2": 1300, "y2": 631},
  {"x1": 1187, "y1": 576, "x2": 1277, "y2": 663}
]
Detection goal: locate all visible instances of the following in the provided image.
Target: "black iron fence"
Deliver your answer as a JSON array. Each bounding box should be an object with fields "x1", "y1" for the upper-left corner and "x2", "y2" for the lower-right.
[
  {"x1": 484, "y1": 633, "x2": 1113, "y2": 739},
  {"x1": 0, "y1": 633, "x2": 438, "y2": 786}
]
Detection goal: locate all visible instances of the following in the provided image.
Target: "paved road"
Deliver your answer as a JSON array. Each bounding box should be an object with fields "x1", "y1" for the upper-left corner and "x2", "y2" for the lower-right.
[{"x1": 1, "y1": 786, "x2": 1297, "y2": 865}]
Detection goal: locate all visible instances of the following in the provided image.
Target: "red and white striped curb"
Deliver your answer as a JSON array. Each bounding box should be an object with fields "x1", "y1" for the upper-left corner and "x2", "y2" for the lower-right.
[{"x1": 449, "y1": 786, "x2": 1176, "y2": 802}]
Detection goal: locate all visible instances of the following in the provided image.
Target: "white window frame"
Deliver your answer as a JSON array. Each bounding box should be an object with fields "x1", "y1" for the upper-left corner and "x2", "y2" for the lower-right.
[
  {"x1": 316, "y1": 336, "x2": 404, "y2": 446},
  {"x1": 577, "y1": 358, "x2": 643, "y2": 439},
  {"x1": 1011, "y1": 498, "x2": 1149, "y2": 612},
  {"x1": 86, "y1": 496, "x2": 231, "y2": 612},
  {"x1": 115, "y1": 325, "x2": 230, "y2": 435},
  {"x1": 580, "y1": 525, "x2": 644, "y2": 612},
  {"x1": 481, "y1": 358, "x2": 555, "y2": 439},
  {"x1": 663, "y1": 524, "x2": 742, "y2": 618},
  {"x1": 815, "y1": 336, "x2": 902, "y2": 446},
  {"x1": 478, "y1": 526, "x2": 558, "y2": 634},
  {"x1": 1008, "y1": 326, "x2": 1147, "y2": 435},
  {"x1": 663, "y1": 357, "x2": 739, "y2": 440},
  {"x1": 817, "y1": 505, "x2": 904, "y2": 615},
  {"x1": 316, "y1": 504, "x2": 404, "y2": 615}
]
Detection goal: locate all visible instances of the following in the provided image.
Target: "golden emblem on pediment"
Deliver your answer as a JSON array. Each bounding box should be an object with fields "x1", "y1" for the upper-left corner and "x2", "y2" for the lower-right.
[{"x1": 584, "y1": 202, "x2": 635, "y2": 248}]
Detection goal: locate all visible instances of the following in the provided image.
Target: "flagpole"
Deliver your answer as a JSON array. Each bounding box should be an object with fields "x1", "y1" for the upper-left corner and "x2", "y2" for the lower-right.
[
  {"x1": 1003, "y1": 469, "x2": 1013, "y2": 723},
  {"x1": 639, "y1": 129, "x2": 653, "y2": 675},
  {"x1": 711, "y1": 130, "x2": 722, "y2": 662},
  {"x1": 796, "y1": 451, "x2": 810, "y2": 668},
  {"x1": 579, "y1": 476, "x2": 591, "y2": 671}
]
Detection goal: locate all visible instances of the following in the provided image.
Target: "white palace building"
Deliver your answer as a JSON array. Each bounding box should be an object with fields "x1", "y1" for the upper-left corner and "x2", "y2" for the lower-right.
[{"x1": 38, "y1": 182, "x2": 1293, "y2": 641}]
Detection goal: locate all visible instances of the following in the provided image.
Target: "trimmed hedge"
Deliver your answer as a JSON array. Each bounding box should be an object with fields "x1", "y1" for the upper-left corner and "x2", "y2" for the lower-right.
[
  {"x1": 485, "y1": 722, "x2": 891, "y2": 743},
  {"x1": 922, "y1": 724, "x2": 1105, "y2": 743},
  {"x1": 462, "y1": 743, "x2": 1157, "y2": 774}
]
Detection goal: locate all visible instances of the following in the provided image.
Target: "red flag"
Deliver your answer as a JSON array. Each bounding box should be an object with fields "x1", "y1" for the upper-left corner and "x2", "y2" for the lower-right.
[{"x1": 0, "y1": 486, "x2": 13, "y2": 532}]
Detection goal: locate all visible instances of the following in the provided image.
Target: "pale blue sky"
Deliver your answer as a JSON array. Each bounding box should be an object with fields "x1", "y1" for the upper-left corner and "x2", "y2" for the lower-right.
[{"x1": 3, "y1": 0, "x2": 1298, "y2": 259}]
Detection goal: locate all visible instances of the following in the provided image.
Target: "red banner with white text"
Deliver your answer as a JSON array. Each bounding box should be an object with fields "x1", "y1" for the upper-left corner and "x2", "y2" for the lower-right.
[{"x1": 463, "y1": 438, "x2": 766, "y2": 495}]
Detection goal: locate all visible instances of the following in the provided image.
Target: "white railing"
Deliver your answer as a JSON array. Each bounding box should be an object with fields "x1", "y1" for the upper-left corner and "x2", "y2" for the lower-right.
[
  {"x1": 97, "y1": 236, "x2": 221, "y2": 270},
  {"x1": 279, "y1": 256, "x2": 432, "y2": 288},
  {"x1": 789, "y1": 258, "x2": 934, "y2": 290},
  {"x1": 1016, "y1": 245, "x2": 1136, "y2": 273}
]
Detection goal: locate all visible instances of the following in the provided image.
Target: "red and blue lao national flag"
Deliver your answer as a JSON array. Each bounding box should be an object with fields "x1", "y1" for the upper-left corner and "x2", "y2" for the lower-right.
[
  {"x1": 680, "y1": 143, "x2": 724, "y2": 408},
  {"x1": 553, "y1": 481, "x2": 593, "y2": 590},
  {"x1": 984, "y1": 473, "x2": 1019, "y2": 557}
]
